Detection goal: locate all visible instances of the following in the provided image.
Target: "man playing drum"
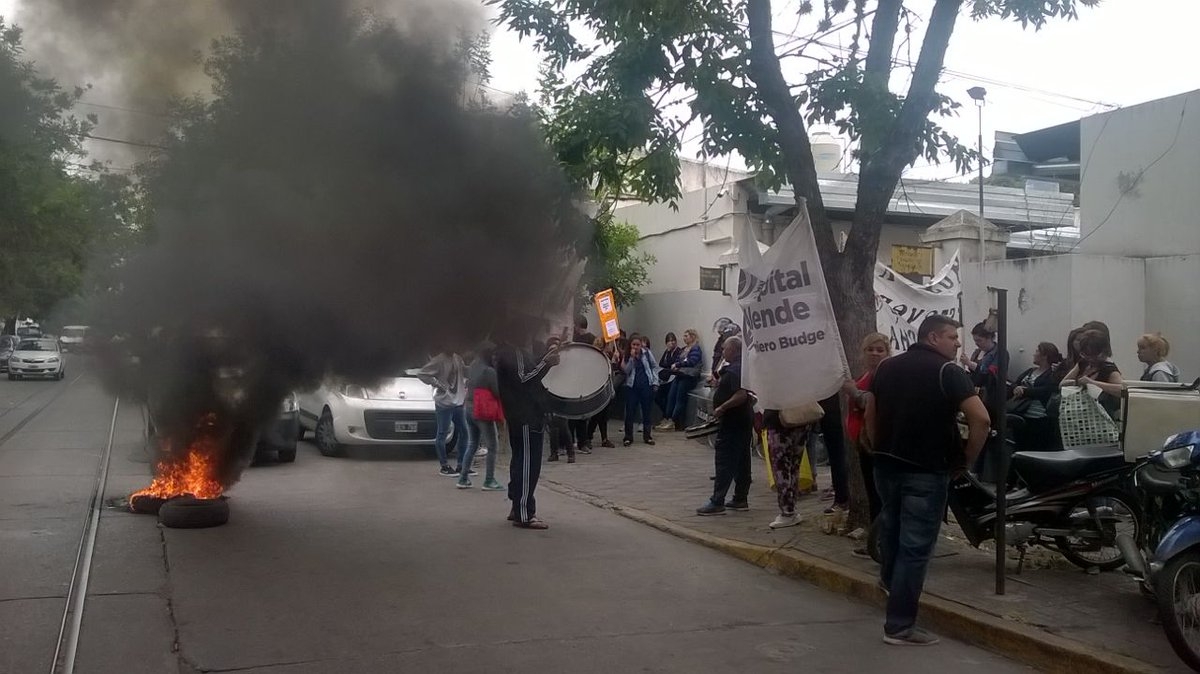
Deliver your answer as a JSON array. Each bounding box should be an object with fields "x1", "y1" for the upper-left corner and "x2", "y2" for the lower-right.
[{"x1": 495, "y1": 332, "x2": 561, "y2": 530}]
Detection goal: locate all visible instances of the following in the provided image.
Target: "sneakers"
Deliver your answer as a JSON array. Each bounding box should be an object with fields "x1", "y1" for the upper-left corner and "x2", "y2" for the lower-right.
[
  {"x1": 577, "y1": 445, "x2": 592, "y2": 455},
  {"x1": 769, "y1": 512, "x2": 802, "y2": 529},
  {"x1": 481, "y1": 478, "x2": 505, "y2": 491},
  {"x1": 476, "y1": 447, "x2": 489, "y2": 457},
  {"x1": 567, "y1": 456, "x2": 576, "y2": 464},
  {"x1": 601, "y1": 440, "x2": 615, "y2": 448},
  {"x1": 655, "y1": 420, "x2": 674, "y2": 431},
  {"x1": 622, "y1": 439, "x2": 632, "y2": 447},
  {"x1": 724, "y1": 500, "x2": 750, "y2": 511},
  {"x1": 883, "y1": 628, "x2": 940, "y2": 646},
  {"x1": 456, "y1": 479, "x2": 472, "y2": 489},
  {"x1": 696, "y1": 501, "x2": 727, "y2": 516},
  {"x1": 823, "y1": 502, "x2": 848, "y2": 515},
  {"x1": 438, "y1": 465, "x2": 458, "y2": 477},
  {"x1": 547, "y1": 453, "x2": 559, "y2": 462},
  {"x1": 645, "y1": 437, "x2": 656, "y2": 446},
  {"x1": 457, "y1": 467, "x2": 479, "y2": 477}
]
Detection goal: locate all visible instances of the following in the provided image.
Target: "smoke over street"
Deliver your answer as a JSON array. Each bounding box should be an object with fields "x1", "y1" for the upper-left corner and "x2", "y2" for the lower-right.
[{"x1": 18, "y1": 0, "x2": 590, "y2": 486}]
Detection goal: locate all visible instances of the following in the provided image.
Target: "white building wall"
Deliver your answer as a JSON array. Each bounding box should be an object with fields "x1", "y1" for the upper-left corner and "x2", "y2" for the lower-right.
[
  {"x1": 1145, "y1": 256, "x2": 1200, "y2": 380},
  {"x1": 1080, "y1": 89, "x2": 1200, "y2": 258},
  {"x1": 960, "y1": 255, "x2": 1147, "y2": 376}
]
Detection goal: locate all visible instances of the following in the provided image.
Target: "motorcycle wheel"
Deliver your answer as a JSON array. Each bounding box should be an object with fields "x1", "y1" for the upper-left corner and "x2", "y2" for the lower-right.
[
  {"x1": 1155, "y1": 550, "x2": 1200, "y2": 671},
  {"x1": 1055, "y1": 493, "x2": 1140, "y2": 571}
]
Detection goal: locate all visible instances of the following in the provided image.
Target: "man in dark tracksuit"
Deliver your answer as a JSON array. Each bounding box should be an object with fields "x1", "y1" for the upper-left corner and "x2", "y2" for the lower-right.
[
  {"x1": 495, "y1": 338, "x2": 560, "y2": 530},
  {"x1": 696, "y1": 336, "x2": 754, "y2": 516}
]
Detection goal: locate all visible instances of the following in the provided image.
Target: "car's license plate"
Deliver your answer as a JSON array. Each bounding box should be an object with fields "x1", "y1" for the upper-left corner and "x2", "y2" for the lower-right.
[{"x1": 394, "y1": 421, "x2": 418, "y2": 433}]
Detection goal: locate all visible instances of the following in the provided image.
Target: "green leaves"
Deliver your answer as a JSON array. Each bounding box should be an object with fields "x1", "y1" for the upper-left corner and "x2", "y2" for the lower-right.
[
  {"x1": 0, "y1": 19, "x2": 139, "y2": 319},
  {"x1": 970, "y1": 0, "x2": 1100, "y2": 28},
  {"x1": 586, "y1": 209, "x2": 656, "y2": 308}
]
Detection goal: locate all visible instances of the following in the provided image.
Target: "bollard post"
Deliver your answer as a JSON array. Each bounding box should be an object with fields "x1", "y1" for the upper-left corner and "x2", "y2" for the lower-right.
[{"x1": 990, "y1": 287, "x2": 1009, "y2": 595}]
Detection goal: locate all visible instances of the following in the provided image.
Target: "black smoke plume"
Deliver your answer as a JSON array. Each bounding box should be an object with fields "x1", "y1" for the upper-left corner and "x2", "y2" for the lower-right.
[{"x1": 38, "y1": 1, "x2": 589, "y2": 484}]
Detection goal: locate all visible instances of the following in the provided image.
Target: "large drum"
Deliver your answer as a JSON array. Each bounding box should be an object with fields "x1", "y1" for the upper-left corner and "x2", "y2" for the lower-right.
[{"x1": 540, "y1": 343, "x2": 615, "y2": 419}]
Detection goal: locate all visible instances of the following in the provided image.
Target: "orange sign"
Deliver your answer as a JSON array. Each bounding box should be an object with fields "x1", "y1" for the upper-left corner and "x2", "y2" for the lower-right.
[{"x1": 593, "y1": 289, "x2": 620, "y2": 342}]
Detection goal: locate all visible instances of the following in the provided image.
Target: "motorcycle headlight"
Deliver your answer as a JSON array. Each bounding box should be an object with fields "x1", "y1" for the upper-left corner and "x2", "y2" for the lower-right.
[
  {"x1": 342, "y1": 385, "x2": 371, "y2": 400},
  {"x1": 1156, "y1": 445, "x2": 1197, "y2": 469}
]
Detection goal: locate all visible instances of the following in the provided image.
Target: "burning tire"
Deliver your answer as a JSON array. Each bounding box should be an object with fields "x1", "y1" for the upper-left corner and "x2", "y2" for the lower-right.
[{"x1": 158, "y1": 496, "x2": 230, "y2": 529}]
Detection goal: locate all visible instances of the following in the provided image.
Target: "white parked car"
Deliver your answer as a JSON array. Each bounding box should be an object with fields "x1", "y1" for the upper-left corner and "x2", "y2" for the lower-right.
[
  {"x1": 8, "y1": 338, "x2": 65, "y2": 380},
  {"x1": 297, "y1": 371, "x2": 454, "y2": 457}
]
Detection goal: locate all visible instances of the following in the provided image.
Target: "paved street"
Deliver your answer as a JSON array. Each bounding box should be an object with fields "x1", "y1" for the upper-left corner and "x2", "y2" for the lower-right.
[{"x1": 1, "y1": 362, "x2": 1028, "y2": 673}]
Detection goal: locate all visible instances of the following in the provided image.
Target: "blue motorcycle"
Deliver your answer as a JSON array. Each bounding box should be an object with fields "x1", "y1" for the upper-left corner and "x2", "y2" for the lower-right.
[{"x1": 1119, "y1": 430, "x2": 1200, "y2": 671}]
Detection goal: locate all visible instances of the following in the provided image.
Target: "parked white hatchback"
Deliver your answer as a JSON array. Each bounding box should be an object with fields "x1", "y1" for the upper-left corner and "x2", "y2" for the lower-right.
[
  {"x1": 297, "y1": 372, "x2": 453, "y2": 457},
  {"x1": 8, "y1": 338, "x2": 65, "y2": 380}
]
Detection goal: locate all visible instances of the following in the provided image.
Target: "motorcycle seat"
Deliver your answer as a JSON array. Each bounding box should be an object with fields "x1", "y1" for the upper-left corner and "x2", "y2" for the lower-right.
[{"x1": 1011, "y1": 443, "x2": 1125, "y2": 494}]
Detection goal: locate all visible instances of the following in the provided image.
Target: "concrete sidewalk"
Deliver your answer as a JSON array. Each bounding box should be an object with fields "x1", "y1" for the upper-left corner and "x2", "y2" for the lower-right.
[{"x1": 538, "y1": 432, "x2": 1185, "y2": 673}]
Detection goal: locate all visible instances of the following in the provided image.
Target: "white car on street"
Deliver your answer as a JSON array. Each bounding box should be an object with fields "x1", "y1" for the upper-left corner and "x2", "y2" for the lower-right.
[
  {"x1": 8, "y1": 338, "x2": 66, "y2": 380},
  {"x1": 297, "y1": 372, "x2": 454, "y2": 457}
]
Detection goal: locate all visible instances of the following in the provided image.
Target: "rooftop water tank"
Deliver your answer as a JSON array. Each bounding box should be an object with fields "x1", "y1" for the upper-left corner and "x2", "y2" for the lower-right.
[{"x1": 811, "y1": 132, "x2": 843, "y2": 173}]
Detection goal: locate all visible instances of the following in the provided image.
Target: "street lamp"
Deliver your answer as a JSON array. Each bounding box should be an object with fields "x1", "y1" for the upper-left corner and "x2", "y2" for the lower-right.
[{"x1": 967, "y1": 86, "x2": 987, "y2": 261}]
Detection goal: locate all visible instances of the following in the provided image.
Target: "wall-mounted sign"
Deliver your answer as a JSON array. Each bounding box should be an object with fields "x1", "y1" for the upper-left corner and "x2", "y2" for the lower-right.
[
  {"x1": 699, "y1": 266, "x2": 725, "y2": 292},
  {"x1": 890, "y1": 245, "x2": 934, "y2": 277}
]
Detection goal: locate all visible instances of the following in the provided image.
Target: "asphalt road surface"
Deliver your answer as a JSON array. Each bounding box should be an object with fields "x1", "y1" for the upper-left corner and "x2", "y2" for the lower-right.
[{"x1": 1, "y1": 361, "x2": 1029, "y2": 673}]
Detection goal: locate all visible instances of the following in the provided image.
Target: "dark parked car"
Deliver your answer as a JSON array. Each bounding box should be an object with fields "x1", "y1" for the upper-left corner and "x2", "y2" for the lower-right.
[{"x1": 0, "y1": 336, "x2": 18, "y2": 373}]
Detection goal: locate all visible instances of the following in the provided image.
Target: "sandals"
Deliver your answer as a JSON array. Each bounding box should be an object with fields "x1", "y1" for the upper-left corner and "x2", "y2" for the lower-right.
[{"x1": 513, "y1": 518, "x2": 549, "y2": 530}]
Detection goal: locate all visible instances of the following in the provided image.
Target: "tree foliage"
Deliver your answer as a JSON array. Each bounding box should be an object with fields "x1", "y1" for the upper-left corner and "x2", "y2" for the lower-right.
[
  {"x1": 587, "y1": 208, "x2": 656, "y2": 309},
  {"x1": 491, "y1": 0, "x2": 1096, "y2": 353},
  {"x1": 0, "y1": 20, "x2": 143, "y2": 321}
]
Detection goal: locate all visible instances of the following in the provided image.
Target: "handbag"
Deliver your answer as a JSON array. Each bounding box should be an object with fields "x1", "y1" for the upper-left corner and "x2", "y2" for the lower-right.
[
  {"x1": 677, "y1": 365, "x2": 702, "y2": 377},
  {"x1": 472, "y1": 387, "x2": 505, "y2": 422},
  {"x1": 1057, "y1": 386, "x2": 1119, "y2": 448},
  {"x1": 780, "y1": 402, "x2": 824, "y2": 427}
]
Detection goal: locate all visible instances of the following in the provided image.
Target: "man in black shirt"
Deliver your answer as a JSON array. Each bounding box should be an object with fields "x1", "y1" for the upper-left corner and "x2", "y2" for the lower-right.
[
  {"x1": 495, "y1": 334, "x2": 561, "y2": 530},
  {"x1": 697, "y1": 336, "x2": 754, "y2": 516},
  {"x1": 866, "y1": 315, "x2": 990, "y2": 646}
]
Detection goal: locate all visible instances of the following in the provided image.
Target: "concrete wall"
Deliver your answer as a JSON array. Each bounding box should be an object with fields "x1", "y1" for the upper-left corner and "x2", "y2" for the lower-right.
[
  {"x1": 961, "y1": 255, "x2": 1148, "y2": 376},
  {"x1": 1080, "y1": 89, "x2": 1200, "y2": 258},
  {"x1": 1145, "y1": 255, "x2": 1199, "y2": 380}
]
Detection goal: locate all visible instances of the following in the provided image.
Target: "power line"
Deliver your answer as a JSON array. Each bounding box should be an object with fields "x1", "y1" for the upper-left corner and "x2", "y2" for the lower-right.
[
  {"x1": 1066, "y1": 97, "x2": 1188, "y2": 253},
  {"x1": 81, "y1": 133, "x2": 167, "y2": 151}
]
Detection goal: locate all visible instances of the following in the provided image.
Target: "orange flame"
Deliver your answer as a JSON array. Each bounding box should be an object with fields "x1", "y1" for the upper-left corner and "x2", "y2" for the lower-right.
[{"x1": 131, "y1": 437, "x2": 224, "y2": 501}]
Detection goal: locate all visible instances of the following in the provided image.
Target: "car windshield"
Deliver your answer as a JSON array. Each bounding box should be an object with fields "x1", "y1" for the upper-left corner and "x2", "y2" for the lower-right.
[{"x1": 18, "y1": 339, "x2": 58, "y2": 352}]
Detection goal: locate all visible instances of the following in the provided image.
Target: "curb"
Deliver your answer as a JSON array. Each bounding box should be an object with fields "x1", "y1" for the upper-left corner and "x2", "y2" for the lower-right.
[{"x1": 545, "y1": 479, "x2": 1160, "y2": 674}]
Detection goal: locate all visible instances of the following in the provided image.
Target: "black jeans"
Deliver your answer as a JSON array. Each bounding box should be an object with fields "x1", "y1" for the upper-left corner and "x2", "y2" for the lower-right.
[
  {"x1": 819, "y1": 394, "x2": 850, "y2": 504},
  {"x1": 586, "y1": 412, "x2": 609, "y2": 442},
  {"x1": 873, "y1": 459, "x2": 950, "y2": 636},
  {"x1": 710, "y1": 427, "x2": 752, "y2": 505},
  {"x1": 508, "y1": 423, "x2": 545, "y2": 524},
  {"x1": 547, "y1": 415, "x2": 574, "y2": 459}
]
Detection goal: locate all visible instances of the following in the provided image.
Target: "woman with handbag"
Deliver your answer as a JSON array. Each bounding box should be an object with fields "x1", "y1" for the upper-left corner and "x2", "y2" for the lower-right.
[
  {"x1": 660, "y1": 328, "x2": 704, "y2": 432},
  {"x1": 764, "y1": 404, "x2": 824, "y2": 529},
  {"x1": 460, "y1": 343, "x2": 505, "y2": 491},
  {"x1": 1061, "y1": 329, "x2": 1125, "y2": 419}
]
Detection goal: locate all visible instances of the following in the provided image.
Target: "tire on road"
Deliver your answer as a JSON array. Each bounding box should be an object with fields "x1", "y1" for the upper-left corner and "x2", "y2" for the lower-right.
[
  {"x1": 158, "y1": 496, "x2": 230, "y2": 529},
  {"x1": 277, "y1": 447, "x2": 297, "y2": 463},
  {"x1": 315, "y1": 409, "x2": 345, "y2": 457}
]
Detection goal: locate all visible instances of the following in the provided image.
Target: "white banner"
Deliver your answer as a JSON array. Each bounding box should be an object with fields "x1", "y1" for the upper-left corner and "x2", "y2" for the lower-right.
[
  {"x1": 874, "y1": 251, "x2": 961, "y2": 353},
  {"x1": 735, "y1": 210, "x2": 848, "y2": 409}
]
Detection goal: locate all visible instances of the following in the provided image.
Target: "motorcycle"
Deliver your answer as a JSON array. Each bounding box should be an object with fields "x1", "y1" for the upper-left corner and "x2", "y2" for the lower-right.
[
  {"x1": 870, "y1": 441, "x2": 1141, "y2": 571},
  {"x1": 1117, "y1": 430, "x2": 1200, "y2": 671}
]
